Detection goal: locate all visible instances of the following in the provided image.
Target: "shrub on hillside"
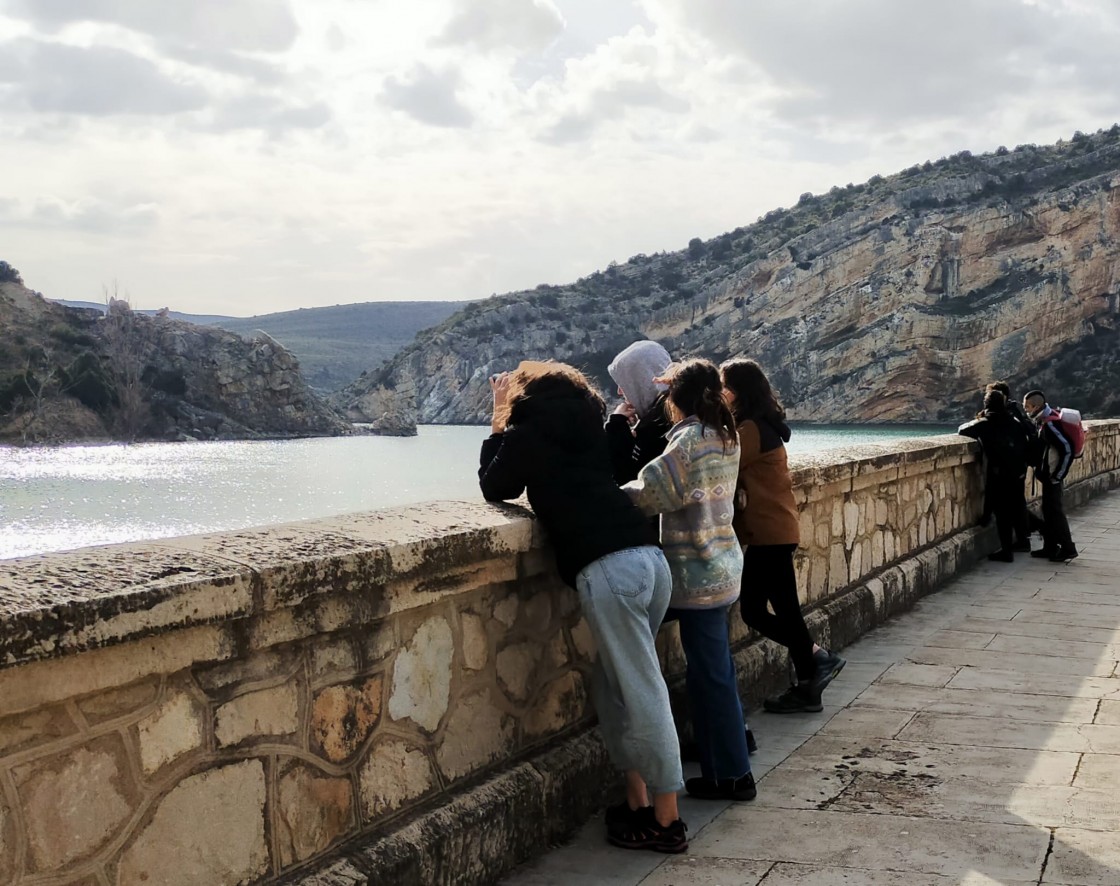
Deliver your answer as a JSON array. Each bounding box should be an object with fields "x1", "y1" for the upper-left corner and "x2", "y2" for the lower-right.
[{"x1": 0, "y1": 261, "x2": 22, "y2": 284}]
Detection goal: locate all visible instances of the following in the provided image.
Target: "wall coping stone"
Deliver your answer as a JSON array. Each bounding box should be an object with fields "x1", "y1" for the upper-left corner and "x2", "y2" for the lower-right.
[{"x1": 2, "y1": 421, "x2": 1117, "y2": 676}]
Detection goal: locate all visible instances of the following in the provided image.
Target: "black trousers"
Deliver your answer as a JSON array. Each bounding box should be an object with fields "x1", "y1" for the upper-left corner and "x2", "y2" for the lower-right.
[
  {"x1": 740, "y1": 544, "x2": 816, "y2": 682},
  {"x1": 1029, "y1": 479, "x2": 1073, "y2": 550},
  {"x1": 989, "y1": 475, "x2": 1030, "y2": 552}
]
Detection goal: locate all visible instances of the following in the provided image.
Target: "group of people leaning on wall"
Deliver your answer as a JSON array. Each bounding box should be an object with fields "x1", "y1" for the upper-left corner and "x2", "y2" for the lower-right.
[
  {"x1": 957, "y1": 382, "x2": 1082, "y2": 565},
  {"x1": 477, "y1": 342, "x2": 848, "y2": 854}
]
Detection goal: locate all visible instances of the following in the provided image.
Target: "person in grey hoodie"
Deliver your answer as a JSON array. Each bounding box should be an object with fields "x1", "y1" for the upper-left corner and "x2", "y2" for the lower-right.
[
  {"x1": 606, "y1": 341, "x2": 758, "y2": 758},
  {"x1": 605, "y1": 340, "x2": 674, "y2": 484}
]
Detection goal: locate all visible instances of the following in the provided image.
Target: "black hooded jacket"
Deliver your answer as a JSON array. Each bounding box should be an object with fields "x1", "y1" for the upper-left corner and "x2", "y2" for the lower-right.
[
  {"x1": 479, "y1": 387, "x2": 651, "y2": 587},
  {"x1": 605, "y1": 392, "x2": 672, "y2": 484}
]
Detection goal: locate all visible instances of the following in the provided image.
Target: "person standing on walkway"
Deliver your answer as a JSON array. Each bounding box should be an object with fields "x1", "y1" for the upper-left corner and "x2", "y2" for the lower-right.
[
  {"x1": 719, "y1": 358, "x2": 846, "y2": 714},
  {"x1": 622, "y1": 359, "x2": 756, "y2": 802},
  {"x1": 479, "y1": 361, "x2": 688, "y2": 853},
  {"x1": 605, "y1": 340, "x2": 674, "y2": 484},
  {"x1": 959, "y1": 389, "x2": 1031, "y2": 562},
  {"x1": 1023, "y1": 390, "x2": 1079, "y2": 562},
  {"x1": 984, "y1": 381, "x2": 1038, "y2": 548}
]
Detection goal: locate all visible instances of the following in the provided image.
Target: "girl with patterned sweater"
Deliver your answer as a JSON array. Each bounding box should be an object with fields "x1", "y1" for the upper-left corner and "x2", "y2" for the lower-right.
[{"x1": 623, "y1": 359, "x2": 755, "y2": 802}]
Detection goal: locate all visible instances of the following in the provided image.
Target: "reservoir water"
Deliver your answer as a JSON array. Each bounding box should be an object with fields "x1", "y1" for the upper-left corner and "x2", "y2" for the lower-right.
[{"x1": 0, "y1": 424, "x2": 952, "y2": 560}]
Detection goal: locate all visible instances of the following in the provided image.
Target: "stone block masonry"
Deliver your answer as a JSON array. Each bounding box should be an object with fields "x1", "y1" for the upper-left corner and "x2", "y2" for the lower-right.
[{"x1": 0, "y1": 422, "x2": 1118, "y2": 885}]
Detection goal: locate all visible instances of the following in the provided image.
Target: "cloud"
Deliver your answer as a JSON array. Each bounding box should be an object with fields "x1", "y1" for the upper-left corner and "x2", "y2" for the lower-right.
[
  {"x1": 161, "y1": 44, "x2": 286, "y2": 85},
  {"x1": 0, "y1": 39, "x2": 207, "y2": 115},
  {"x1": 0, "y1": 196, "x2": 159, "y2": 233},
  {"x1": 204, "y1": 94, "x2": 331, "y2": 133},
  {"x1": 4, "y1": 0, "x2": 299, "y2": 52},
  {"x1": 644, "y1": 0, "x2": 1120, "y2": 127},
  {"x1": 382, "y1": 64, "x2": 473, "y2": 128},
  {"x1": 532, "y1": 28, "x2": 692, "y2": 143},
  {"x1": 437, "y1": 0, "x2": 565, "y2": 52},
  {"x1": 542, "y1": 77, "x2": 689, "y2": 143}
]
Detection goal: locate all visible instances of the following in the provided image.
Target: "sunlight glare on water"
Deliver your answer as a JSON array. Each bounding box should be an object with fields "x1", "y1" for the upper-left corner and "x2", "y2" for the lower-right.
[{"x1": 0, "y1": 424, "x2": 951, "y2": 560}]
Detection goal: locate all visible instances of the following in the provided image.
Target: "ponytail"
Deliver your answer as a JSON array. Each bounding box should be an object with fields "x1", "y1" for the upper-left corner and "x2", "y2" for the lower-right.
[{"x1": 665, "y1": 358, "x2": 737, "y2": 451}]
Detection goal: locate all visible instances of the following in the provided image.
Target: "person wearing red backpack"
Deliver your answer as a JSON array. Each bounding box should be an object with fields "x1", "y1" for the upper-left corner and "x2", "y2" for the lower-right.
[{"x1": 1023, "y1": 390, "x2": 1079, "y2": 562}]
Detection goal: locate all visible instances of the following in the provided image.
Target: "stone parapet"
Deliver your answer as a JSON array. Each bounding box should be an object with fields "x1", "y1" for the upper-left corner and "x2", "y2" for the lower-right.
[{"x1": 0, "y1": 420, "x2": 1117, "y2": 885}]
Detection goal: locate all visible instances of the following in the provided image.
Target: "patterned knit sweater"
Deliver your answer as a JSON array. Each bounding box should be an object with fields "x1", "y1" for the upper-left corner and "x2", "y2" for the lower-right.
[{"x1": 623, "y1": 417, "x2": 744, "y2": 609}]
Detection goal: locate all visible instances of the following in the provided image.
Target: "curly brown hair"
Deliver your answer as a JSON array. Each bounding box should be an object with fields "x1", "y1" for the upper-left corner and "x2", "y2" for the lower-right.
[{"x1": 496, "y1": 360, "x2": 605, "y2": 429}]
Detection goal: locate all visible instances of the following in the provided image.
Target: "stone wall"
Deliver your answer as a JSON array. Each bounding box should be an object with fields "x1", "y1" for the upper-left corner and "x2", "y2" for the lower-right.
[{"x1": 1, "y1": 421, "x2": 1118, "y2": 886}]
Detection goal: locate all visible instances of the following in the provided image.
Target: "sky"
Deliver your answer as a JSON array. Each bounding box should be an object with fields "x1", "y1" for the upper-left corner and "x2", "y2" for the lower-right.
[{"x1": 1, "y1": 0, "x2": 1119, "y2": 317}]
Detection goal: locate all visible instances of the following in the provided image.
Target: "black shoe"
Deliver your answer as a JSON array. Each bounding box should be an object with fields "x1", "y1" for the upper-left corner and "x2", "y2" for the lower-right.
[
  {"x1": 605, "y1": 801, "x2": 649, "y2": 828},
  {"x1": 746, "y1": 728, "x2": 758, "y2": 755},
  {"x1": 987, "y1": 551, "x2": 1014, "y2": 562},
  {"x1": 685, "y1": 772, "x2": 757, "y2": 802},
  {"x1": 606, "y1": 807, "x2": 688, "y2": 853},
  {"x1": 764, "y1": 684, "x2": 823, "y2": 714},
  {"x1": 1012, "y1": 541, "x2": 1032, "y2": 552},
  {"x1": 1031, "y1": 548, "x2": 1057, "y2": 559},
  {"x1": 811, "y1": 649, "x2": 846, "y2": 694},
  {"x1": 1050, "y1": 546, "x2": 1079, "y2": 562}
]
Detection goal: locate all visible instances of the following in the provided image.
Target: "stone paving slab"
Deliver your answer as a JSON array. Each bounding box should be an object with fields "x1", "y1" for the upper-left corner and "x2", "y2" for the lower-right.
[
  {"x1": 782, "y1": 735, "x2": 1081, "y2": 786},
  {"x1": 690, "y1": 807, "x2": 1050, "y2": 881},
  {"x1": 502, "y1": 493, "x2": 1120, "y2": 886},
  {"x1": 851, "y1": 682, "x2": 1102, "y2": 723}
]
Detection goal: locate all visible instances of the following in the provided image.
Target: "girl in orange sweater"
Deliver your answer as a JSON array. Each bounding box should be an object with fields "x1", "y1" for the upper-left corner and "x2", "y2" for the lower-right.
[{"x1": 720, "y1": 359, "x2": 846, "y2": 713}]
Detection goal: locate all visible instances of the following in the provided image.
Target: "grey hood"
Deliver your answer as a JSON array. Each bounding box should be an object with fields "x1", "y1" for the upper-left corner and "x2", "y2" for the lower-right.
[{"x1": 608, "y1": 340, "x2": 672, "y2": 417}]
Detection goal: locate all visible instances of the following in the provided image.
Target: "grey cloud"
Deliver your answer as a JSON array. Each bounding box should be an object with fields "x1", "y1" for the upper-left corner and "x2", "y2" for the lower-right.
[
  {"x1": 0, "y1": 196, "x2": 159, "y2": 233},
  {"x1": 670, "y1": 0, "x2": 1119, "y2": 125},
  {"x1": 325, "y1": 24, "x2": 347, "y2": 53},
  {"x1": 541, "y1": 78, "x2": 690, "y2": 144},
  {"x1": 0, "y1": 39, "x2": 207, "y2": 115},
  {"x1": 162, "y1": 44, "x2": 286, "y2": 85},
  {"x1": 4, "y1": 0, "x2": 298, "y2": 52},
  {"x1": 438, "y1": 0, "x2": 565, "y2": 51},
  {"x1": 382, "y1": 65, "x2": 473, "y2": 128},
  {"x1": 204, "y1": 94, "x2": 331, "y2": 133}
]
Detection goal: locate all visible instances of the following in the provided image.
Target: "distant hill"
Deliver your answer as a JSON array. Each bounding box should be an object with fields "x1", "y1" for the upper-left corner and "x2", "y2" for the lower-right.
[{"x1": 52, "y1": 300, "x2": 469, "y2": 392}]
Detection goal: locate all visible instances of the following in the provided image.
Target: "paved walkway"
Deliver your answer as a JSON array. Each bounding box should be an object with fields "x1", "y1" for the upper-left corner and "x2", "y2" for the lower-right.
[{"x1": 505, "y1": 492, "x2": 1120, "y2": 886}]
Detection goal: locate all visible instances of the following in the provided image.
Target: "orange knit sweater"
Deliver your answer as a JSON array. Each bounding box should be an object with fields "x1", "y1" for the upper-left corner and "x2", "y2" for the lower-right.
[{"x1": 731, "y1": 419, "x2": 801, "y2": 546}]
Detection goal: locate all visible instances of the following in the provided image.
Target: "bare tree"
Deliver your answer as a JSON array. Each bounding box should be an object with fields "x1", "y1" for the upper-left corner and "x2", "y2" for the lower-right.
[
  {"x1": 10, "y1": 347, "x2": 75, "y2": 443},
  {"x1": 101, "y1": 282, "x2": 147, "y2": 440}
]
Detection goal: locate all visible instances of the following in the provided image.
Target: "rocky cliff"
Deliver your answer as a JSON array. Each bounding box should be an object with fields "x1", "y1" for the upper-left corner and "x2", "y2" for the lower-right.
[
  {"x1": 0, "y1": 278, "x2": 351, "y2": 444},
  {"x1": 335, "y1": 128, "x2": 1120, "y2": 427}
]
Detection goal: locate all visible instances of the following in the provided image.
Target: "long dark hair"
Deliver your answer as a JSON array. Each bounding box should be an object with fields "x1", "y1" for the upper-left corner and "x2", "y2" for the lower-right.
[
  {"x1": 720, "y1": 358, "x2": 785, "y2": 424},
  {"x1": 979, "y1": 388, "x2": 1007, "y2": 419},
  {"x1": 665, "y1": 358, "x2": 737, "y2": 450}
]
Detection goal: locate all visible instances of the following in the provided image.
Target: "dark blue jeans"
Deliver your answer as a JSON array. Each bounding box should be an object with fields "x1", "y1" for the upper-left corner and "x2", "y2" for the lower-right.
[{"x1": 671, "y1": 605, "x2": 751, "y2": 781}]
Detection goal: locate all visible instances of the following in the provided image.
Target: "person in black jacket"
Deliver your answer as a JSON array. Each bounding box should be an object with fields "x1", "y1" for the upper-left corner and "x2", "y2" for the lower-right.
[
  {"x1": 479, "y1": 360, "x2": 688, "y2": 853},
  {"x1": 958, "y1": 389, "x2": 1030, "y2": 562},
  {"x1": 985, "y1": 380, "x2": 1038, "y2": 548},
  {"x1": 1023, "y1": 390, "x2": 1079, "y2": 562},
  {"x1": 605, "y1": 340, "x2": 673, "y2": 484}
]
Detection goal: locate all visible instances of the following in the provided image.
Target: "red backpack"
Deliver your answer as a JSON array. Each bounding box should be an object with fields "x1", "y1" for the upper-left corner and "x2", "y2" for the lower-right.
[{"x1": 1041, "y1": 407, "x2": 1086, "y2": 458}]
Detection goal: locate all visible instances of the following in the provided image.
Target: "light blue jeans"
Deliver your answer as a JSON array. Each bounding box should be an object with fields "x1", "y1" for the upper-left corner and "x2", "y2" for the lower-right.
[{"x1": 576, "y1": 545, "x2": 684, "y2": 795}]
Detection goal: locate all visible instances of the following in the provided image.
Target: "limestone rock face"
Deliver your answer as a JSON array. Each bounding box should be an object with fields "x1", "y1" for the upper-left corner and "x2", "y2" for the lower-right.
[{"x1": 343, "y1": 136, "x2": 1120, "y2": 426}]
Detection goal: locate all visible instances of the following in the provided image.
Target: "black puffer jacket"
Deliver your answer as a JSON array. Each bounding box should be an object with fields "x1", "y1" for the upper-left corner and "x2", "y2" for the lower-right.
[{"x1": 479, "y1": 388, "x2": 651, "y2": 587}]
